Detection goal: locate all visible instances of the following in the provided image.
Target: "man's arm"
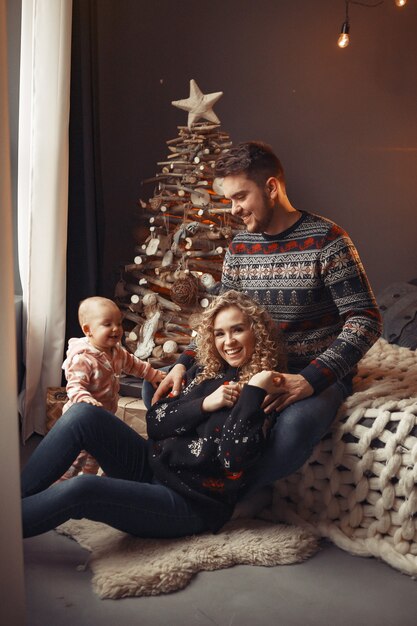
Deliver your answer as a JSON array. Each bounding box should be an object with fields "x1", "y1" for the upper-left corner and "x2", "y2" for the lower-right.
[
  {"x1": 225, "y1": 226, "x2": 381, "y2": 412},
  {"x1": 299, "y1": 227, "x2": 382, "y2": 393},
  {"x1": 267, "y1": 231, "x2": 381, "y2": 411}
]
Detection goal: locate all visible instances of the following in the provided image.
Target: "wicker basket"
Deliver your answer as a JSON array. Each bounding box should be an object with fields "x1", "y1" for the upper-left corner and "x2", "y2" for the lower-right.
[{"x1": 46, "y1": 387, "x2": 68, "y2": 431}]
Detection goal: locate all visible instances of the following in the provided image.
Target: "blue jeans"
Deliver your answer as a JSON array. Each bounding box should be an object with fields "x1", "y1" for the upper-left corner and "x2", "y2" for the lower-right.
[
  {"x1": 143, "y1": 376, "x2": 350, "y2": 492},
  {"x1": 245, "y1": 380, "x2": 350, "y2": 492},
  {"x1": 21, "y1": 404, "x2": 209, "y2": 538}
]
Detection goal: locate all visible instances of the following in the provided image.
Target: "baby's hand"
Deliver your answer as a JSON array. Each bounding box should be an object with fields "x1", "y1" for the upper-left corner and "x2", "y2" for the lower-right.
[
  {"x1": 81, "y1": 397, "x2": 103, "y2": 407},
  {"x1": 151, "y1": 370, "x2": 167, "y2": 388},
  {"x1": 202, "y1": 381, "x2": 241, "y2": 413}
]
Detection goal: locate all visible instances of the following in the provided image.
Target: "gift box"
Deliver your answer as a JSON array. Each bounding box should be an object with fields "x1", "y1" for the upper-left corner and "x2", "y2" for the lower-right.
[{"x1": 115, "y1": 396, "x2": 148, "y2": 439}]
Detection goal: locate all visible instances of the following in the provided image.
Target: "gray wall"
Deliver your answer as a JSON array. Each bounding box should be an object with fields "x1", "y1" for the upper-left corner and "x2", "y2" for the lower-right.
[{"x1": 94, "y1": 0, "x2": 417, "y2": 296}]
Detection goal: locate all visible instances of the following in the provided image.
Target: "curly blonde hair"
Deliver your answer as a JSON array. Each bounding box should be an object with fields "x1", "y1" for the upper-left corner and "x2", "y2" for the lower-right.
[{"x1": 194, "y1": 290, "x2": 285, "y2": 384}]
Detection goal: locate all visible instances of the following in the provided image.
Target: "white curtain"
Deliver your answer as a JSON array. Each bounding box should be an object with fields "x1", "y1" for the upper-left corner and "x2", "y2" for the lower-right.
[{"x1": 18, "y1": 0, "x2": 73, "y2": 441}]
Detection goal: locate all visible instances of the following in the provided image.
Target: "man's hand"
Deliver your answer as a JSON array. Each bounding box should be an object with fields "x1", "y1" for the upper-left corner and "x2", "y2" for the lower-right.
[
  {"x1": 151, "y1": 364, "x2": 186, "y2": 404},
  {"x1": 202, "y1": 381, "x2": 241, "y2": 413},
  {"x1": 261, "y1": 373, "x2": 314, "y2": 414}
]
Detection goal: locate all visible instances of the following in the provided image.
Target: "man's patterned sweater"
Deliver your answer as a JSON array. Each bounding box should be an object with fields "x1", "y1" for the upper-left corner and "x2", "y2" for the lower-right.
[{"x1": 221, "y1": 211, "x2": 382, "y2": 392}]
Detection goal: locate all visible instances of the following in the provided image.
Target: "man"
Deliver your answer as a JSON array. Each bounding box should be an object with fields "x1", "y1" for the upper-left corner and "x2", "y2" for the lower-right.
[{"x1": 152, "y1": 141, "x2": 382, "y2": 500}]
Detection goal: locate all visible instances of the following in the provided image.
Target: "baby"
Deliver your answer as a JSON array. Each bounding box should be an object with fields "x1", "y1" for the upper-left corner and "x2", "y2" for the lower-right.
[{"x1": 60, "y1": 296, "x2": 164, "y2": 479}]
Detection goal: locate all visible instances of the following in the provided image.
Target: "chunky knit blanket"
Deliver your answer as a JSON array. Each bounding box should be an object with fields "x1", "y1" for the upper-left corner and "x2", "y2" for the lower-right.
[{"x1": 273, "y1": 339, "x2": 417, "y2": 576}]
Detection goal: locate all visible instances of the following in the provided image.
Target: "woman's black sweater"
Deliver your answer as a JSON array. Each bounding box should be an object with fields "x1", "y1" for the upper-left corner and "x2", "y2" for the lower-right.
[{"x1": 146, "y1": 365, "x2": 268, "y2": 531}]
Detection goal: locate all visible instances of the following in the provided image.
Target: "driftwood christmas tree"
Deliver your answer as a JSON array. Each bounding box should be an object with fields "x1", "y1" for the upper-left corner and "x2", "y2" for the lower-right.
[{"x1": 115, "y1": 80, "x2": 243, "y2": 367}]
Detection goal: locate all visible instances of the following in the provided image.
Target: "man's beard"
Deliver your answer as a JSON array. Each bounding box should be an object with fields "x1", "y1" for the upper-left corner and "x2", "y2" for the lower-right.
[{"x1": 246, "y1": 191, "x2": 273, "y2": 233}]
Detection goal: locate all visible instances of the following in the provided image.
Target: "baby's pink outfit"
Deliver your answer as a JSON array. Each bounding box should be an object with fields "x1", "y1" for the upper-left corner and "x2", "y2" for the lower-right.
[{"x1": 59, "y1": 337, "x2": 159, "y2": 479}]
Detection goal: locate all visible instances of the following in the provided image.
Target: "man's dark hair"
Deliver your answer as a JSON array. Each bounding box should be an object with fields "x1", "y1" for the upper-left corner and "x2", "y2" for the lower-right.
[{"x1": 214, "y1": 141, "x2": 285, "y2": 188}]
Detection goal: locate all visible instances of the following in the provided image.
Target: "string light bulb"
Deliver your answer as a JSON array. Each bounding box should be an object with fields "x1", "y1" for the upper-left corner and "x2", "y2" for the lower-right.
[
  {"x1": 337, "y1": 1, "x2": 386, "y2": 49},
  {"x1": 338, "y1": 1, "x2": 351, "y2": 48},
  {"x1": 338, "y1": 21, "x2": 350, "y2": 48},
  {"x1": 395, "y1": 0, "x2": 407, "y2": 7}
]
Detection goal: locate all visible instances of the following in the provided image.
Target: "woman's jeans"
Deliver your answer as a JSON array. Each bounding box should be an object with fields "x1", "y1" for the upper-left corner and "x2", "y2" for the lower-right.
[
  {"x1": 143, "y1": 376, "x2": 351, "y2": 493},
  {"x1": 21, "y1": 405, "x2": 209, "y2": 538}
]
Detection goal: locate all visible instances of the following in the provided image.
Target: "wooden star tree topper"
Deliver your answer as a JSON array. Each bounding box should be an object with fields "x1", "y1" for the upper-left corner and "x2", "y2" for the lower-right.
[{"x1": 172, "y1": 79, "x2": 223, "y2": 129}]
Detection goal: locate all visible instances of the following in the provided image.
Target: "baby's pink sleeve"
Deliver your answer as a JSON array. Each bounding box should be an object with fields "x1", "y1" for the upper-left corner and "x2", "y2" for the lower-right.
[{"x1": 121, "y1": 348, "x2": 160, "y2": 381}]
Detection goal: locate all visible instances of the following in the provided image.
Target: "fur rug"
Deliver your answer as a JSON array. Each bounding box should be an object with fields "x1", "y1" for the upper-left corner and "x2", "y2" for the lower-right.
[{"x1": 56, "y1": 518, "x2": 318, "y2": 599}]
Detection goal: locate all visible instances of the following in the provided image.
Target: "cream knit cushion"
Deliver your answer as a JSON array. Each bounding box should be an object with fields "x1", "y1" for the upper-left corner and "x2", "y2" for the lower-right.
[{"x1": 273, "y1": 339, "x2": 417, "y2": 576}]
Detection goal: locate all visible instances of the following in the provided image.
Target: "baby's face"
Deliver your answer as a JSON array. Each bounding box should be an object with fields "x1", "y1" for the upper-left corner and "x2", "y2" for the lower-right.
[{"x1": 85, "y1": 303, "x2": 123, "y2": 353}]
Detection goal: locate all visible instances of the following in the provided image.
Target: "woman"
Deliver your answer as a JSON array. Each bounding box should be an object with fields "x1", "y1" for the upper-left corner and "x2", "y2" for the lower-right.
[{"x1": 21, "y1": 291, "x2": 285, "y2": 538}]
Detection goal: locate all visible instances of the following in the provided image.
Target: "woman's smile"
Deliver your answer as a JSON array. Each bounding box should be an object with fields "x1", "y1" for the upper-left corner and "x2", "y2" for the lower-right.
[{"x1": 224, "y1": 346, "x2": 243, "y2": 357}]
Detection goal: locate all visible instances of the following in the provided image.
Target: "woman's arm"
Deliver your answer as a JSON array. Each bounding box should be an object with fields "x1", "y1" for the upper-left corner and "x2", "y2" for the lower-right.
[{"x1": 218, "y1": 372, "x2": 281, "y2": 472}]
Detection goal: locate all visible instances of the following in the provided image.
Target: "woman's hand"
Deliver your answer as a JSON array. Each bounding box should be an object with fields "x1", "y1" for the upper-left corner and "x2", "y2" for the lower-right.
[
  {"x1": 151, "y1": 364, "x2": 186, "y2": 404},
  {"x1": 248, "y1": 371, "x2": 285, "y2": 395},
  {"x1": 202, "y1": 381, "x2": 241, "y2": 413}
]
